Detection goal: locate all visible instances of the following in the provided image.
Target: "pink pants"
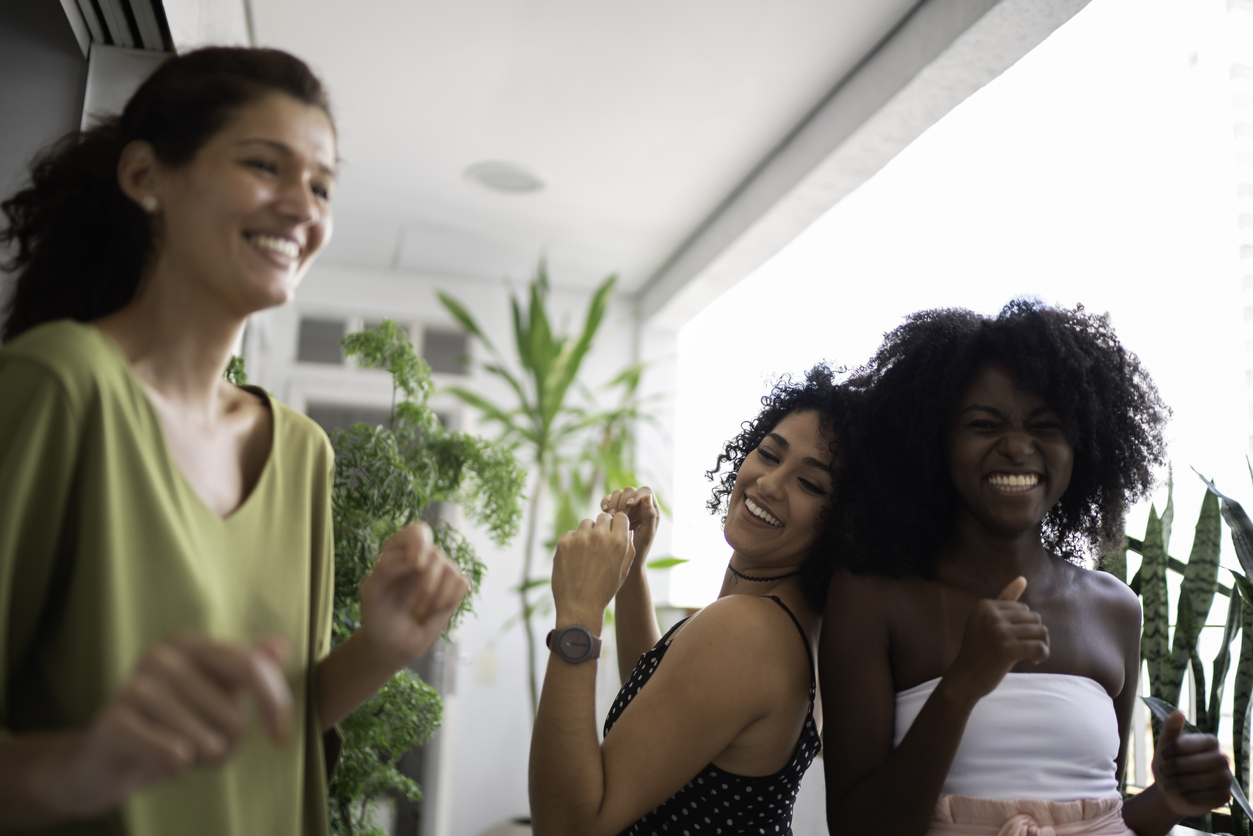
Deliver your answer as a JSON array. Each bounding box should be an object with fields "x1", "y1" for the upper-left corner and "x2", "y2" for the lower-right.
[{"x1": 928, "y1": 796, "x2": 1134, "y2": 836}]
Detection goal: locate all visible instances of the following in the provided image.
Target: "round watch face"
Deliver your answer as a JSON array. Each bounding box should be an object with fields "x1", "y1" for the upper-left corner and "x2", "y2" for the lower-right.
[{"x1": 560, "y1": 628, "x2": 591, "y2": 660}]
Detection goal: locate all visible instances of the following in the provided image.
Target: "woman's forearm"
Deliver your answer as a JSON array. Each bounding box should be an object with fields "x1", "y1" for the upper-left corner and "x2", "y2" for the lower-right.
[
  {"x1": 830, "y1": 678, "x2": 977, "y2": 836},
  {"x1": 613, "y1": 561, "x2": 661, "y2": 684},
  {"x1": 1120, "y1": 785, "x2": 1181, "y2": 836},
  {"x1": 314, "y1": 631, "x2": 400, "y2": 731},
  {"x1": 529, "y1": 609, "x2": 610, "y2": 836}
]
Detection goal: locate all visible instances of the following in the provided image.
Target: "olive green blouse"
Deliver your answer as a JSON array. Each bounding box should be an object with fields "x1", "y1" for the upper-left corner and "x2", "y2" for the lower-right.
[{"x1": 0, "y1": 321, "x2": 337, "y2": 835}]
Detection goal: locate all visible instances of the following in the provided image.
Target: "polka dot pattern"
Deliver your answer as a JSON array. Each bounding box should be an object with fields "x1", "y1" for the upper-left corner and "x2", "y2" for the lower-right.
[{"x1": 603, "y1": 596, "x2": 821, "y2": 836}]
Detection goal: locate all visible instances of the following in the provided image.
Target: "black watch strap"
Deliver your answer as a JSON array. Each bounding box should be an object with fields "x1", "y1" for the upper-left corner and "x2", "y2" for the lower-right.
[{"x1": 545, "y1": 624, "x2": 602, "y2": 663}]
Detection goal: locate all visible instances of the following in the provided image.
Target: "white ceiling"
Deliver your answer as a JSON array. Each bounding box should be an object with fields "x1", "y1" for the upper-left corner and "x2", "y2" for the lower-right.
[{"x1": 247, "y1": 0, "x2": 920, "y2": 293}]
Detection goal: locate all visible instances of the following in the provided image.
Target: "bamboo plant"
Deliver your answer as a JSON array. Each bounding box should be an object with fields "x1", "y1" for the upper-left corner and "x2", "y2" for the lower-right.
[{"x1": 437, "y1": 263, "x2": 662, "y2": 717}]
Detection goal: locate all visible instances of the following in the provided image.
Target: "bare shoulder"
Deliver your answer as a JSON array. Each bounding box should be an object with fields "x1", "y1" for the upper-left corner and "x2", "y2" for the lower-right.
[
  {"x1": 664, "y1": 596, "x2": 810, "y2": 693},
  {"x1": 1060, "y1": 561, "x2": 1140, "y2": 620},
  {"x1": 677, "y1": 595, "x2": 805, "y2": 653}
]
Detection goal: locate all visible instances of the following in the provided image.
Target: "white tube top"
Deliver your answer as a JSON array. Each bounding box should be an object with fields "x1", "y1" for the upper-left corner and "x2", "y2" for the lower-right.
[{"x1": 894, "y1": 672, "x2": 1120, "y2": 802}]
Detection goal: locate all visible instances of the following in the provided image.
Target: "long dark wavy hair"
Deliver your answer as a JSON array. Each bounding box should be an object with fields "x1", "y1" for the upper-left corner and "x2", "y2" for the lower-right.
[
  {"x1": 706, "y1": 364, "x2": 853, "y2": 610},
  {"x1": 834, "y1": 300, "x2": 1169, "y2": 578},
  {"x1": 1, "y1": 47, "x2": 331, "y2": 343}
]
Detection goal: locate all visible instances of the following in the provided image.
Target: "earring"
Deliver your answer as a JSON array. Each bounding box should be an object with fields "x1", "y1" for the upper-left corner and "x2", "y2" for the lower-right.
[{"x1": 140, "y1": 195, "x2": 158, "y2": 214}]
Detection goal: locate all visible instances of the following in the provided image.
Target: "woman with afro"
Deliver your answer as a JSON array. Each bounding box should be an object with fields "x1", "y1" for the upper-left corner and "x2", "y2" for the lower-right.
[
  {"x1": 821, "y1": 301, "x2": 1232, "y2": 836},
  {"x1": 530, "y1": 366, "x2": 847, "y2": 835}
]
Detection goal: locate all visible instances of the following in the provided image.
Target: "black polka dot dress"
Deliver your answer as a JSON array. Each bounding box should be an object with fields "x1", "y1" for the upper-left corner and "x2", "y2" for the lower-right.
[{"x1": 603, "y1": 595, "x2": 821, "y2": 836}]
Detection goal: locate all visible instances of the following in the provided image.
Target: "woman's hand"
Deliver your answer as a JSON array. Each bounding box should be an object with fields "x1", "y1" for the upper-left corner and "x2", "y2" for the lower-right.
[
  {"x1": 359, "y1": 523, "x2": 470, "y2": 671},
  {"x1": 35, "y1": 635, "x2": 292, "y2": 819},
  {"x1": 944, "y1": 576, "x2": 1050, "y2": 703},
  {"x1": 600, "y1": 486, "x2": 659, "y2": 566},
  {"x1": 1152, "y1": 710, "x2": 1232, "y2": 817},
  {"x1": 552, "y1": 513, "x2": 635, "y2": 626}
]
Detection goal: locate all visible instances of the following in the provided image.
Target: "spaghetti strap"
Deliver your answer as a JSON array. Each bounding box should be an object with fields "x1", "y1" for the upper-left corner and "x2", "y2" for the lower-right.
[
  {"x1": 659, "y1": 614, "x2": 692, "y2": 645},
  {"x1": 767, "y1": 595, "x2": 815, "y2": 685}
]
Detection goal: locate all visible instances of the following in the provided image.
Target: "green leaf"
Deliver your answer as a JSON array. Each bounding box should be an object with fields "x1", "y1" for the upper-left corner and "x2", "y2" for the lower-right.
[
  {"x1": 1141, "y1": 506, "x2": 1170, "y2": 701},
  {"x1": 1206, "y1": 579, "x2": 1244, "y2": 737},
  {"x1": 224, "y1": 355, "x2": 248, "y2": 386},
  {"x1": 436, "y1": 290, "x2": 495, "y2": 354},
  {"x1": 1196, "y1": 467, "x2": 1253, "y2": 580},
  {"x1": 513, "y1": 577, "x2": 551, "y2": 593},
  {"x1": 645, "y1": 557, "x2": 688, "y2": 570},
  {"x1": 443, "y1": 386, "x2": 517, "y2": 431},
  {"x1": 1163, "y1": 490, "x2": 1223, "y2": 707},
  {"x1": 543, "y1": 274, "x2": 615, "y2": 431},
  {"x1": 1141, "y1": 695, "x2": 1253, "y2": 823},
  {"x1": 1237, "y1": 586, "x2": 1253, "y2": 829},
  {"x1": 604, "y1": 362, "x2": 645, "y2": 394}
]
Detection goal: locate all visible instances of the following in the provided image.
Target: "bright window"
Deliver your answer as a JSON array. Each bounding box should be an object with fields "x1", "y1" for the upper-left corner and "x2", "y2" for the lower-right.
[{"x1": 670, "y1": 0, "x2": 1249, "y2": 605}]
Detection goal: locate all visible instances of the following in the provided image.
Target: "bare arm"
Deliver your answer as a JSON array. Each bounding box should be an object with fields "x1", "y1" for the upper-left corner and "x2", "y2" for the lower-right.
[
  {"x1": 822, "y1": 572, "x2": 973, "y2": 836},
  {"x1": 602, "y1": 487, "x2": 661, "y2": 682},
  {"x1": 529, "y1": 516, "x2": 793, "y2": 836},
  {"x1": 316, "y1": 523, "x2": 468, "y2": 730},
  {"x1": 823, "y1": 573, "x2": 1048, "y2": 836}
]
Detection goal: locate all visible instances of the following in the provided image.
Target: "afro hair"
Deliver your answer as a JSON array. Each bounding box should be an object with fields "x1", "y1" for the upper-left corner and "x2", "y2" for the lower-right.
[{"x1": 834, "y1": 300, "x2": 1168, "y2": 578}]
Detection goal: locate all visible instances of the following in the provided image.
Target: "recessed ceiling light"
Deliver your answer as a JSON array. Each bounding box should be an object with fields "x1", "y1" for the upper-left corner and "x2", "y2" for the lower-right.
[{"x1": 464, "y1": 161, "x2": 546, "y2": 194}]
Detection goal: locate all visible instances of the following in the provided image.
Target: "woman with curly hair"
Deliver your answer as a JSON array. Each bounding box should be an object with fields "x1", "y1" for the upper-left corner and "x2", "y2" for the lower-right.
[
  {"x1": 0, "y1": 48, "x2": 467, "y2": 834},
  {"x1": 821, "y1": 301, "x2": 1232, "y2": 836},
  {"x1": 529, "y1": 366, "x2": 846, "y2": 835}
]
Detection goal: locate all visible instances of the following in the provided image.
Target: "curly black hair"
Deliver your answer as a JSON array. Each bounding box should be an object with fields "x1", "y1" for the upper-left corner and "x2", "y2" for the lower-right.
[
  {"x1": 706, "y1": 364, "x2": 852, "y2": 610},
  {"x1": 835, "y1": 299, "x2": 1168, "y2": 578}
]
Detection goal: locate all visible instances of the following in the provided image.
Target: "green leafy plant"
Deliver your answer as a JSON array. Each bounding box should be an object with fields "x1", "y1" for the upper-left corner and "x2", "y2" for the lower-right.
[
  {"x1": 437, "y1": 263, "x2": 670, "y2": 716},
  {"x1": 320, "y1": 321, "x2": 526, "y2": 835},
  {"x1": 1117, "y1": 466, "x2": 1253, "y2": 833}
]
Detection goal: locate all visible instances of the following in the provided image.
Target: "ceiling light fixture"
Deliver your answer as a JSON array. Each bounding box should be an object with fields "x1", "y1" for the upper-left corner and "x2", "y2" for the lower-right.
[{"x1": 464, "y1": 161, "x2": 546, "y2": 194}]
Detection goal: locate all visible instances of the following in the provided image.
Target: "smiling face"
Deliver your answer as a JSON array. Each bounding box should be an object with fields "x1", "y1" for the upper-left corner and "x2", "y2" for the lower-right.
[
  {"x1": 724, "y1": 409, "x2": 836, "y2": 568},
  {"x1": 946, "y1": 362, "x2": 1075, "y2": 540},
  {"x1": 144, "y1": 91, "x2": 336, "y2": 314}
]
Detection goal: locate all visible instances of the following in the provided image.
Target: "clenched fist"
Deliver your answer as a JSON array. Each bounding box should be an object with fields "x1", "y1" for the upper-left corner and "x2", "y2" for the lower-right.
[
  {"x1": 360, "y1": 522, "x2": 470, "y2": 670},
  {"x1": 551, "y1": 513, "x2": 636, "y2": 626},
  {"x1": 945, "y1": 577, "x2": 1050, "y2": 703}
]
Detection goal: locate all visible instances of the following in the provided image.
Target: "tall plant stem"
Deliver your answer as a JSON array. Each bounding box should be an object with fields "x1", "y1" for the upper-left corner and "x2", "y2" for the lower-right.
[{"x1": 521, "y1": 456, "x2": 547, "y2": 719}]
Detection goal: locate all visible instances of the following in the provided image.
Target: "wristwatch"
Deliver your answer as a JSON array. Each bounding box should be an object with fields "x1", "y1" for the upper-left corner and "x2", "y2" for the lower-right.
[{"x1": 546, "y1": 624, "x2": 602, "y2": 664}]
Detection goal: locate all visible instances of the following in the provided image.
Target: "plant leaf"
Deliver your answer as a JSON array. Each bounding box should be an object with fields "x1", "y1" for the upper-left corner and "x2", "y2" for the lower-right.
[
  {"x1": 443, "y1": 386, "x2": 517, "y2": 431},
  {"x1": 645, "y1": 557, "x2": 689, "y2": 570},
  {"x1": 436, "y1": 290, "x2": 495, "y2": 355},
  {"x1": 1196, "y1": 467, "x2": 1253, "y2": 580},
  {"x1": 1164, "y1": 490, "x2": 1223, "y2": 707},
  {"x1": 1207, "y1": 578, "x2": 1244, "y2": 737},
  {"x1": 1141, "y1": 505, "x2": 1170, "y2": 701}
]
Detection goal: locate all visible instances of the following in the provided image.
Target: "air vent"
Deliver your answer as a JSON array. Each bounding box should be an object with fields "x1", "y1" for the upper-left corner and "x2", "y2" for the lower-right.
[{"x1": 64, "y1": 0, "x2": 173, "y2": 56}]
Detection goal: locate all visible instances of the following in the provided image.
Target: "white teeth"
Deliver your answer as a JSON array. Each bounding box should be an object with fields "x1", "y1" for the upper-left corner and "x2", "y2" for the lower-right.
[
  {"x1": 745, "y1": 496, "x2": 783, "y2": 527},
  {"x1": 248, "y1": 234, "x2": 300, "y2": 259},
  {"x1": 987, "y1": 473, "x2": 1040, "y2": 492}
]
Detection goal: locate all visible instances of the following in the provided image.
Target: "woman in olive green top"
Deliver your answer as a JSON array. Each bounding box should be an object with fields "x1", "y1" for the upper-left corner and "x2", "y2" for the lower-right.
[{"x1": 0, "y1": 49, "x2": 468, "y2": 834}]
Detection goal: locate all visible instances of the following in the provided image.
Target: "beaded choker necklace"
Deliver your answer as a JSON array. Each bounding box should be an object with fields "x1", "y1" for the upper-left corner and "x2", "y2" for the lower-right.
[{"x1": 726, "y1": 563, "x2": 803, "y2": 583}]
